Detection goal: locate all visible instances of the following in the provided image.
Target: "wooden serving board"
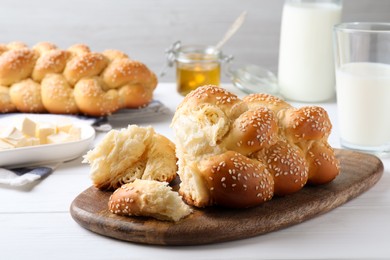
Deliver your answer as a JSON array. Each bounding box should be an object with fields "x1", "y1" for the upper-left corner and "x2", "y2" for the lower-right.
[{"x1": 70, "y1": 149, "x2": 384, "y2": 246}]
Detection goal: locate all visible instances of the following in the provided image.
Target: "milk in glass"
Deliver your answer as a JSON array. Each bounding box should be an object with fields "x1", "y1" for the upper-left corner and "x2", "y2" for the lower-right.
[
  {"x1": 336, "y1": 62, "x2": 390, "y2": 148},
  {"x1": 278, "y1": 1, "x2": 342, "y2": 102}
]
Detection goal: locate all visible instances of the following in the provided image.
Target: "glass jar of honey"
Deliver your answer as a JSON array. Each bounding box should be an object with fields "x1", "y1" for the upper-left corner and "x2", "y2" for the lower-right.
[{"x1": 163, "y1": 41, "x2": 232, "y2": 96}]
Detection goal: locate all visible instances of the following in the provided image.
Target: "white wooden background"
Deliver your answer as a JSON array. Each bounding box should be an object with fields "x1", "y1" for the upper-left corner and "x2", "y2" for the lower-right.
[{"x1": 1, "y1": 0, "x2": 390, "y2": 82}]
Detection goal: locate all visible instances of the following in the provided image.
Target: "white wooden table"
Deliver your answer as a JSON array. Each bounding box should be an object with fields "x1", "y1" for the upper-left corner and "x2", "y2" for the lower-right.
[{"x1": 0, "y1": 83, "x2": 389, "y2": 259}]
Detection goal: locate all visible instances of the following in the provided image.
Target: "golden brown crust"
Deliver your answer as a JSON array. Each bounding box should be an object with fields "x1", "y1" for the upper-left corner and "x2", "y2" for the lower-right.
[
  {"x1": 0, "y1": 42, "x2": 158, "y2": 116},
  {"x1": 179, "y1": 84, "x2": 245, "y2": 119},
  {"x1": 0, "y1": 86, "x2": 16, "y2": 113},
  {"x1": 108, "y1": 179, "x2": 192, "y2": 222},
  {"x1": 306, "y1": 141, "x2": 340, "y2": 185},
  {"x1": 73, "y1": 77, "x2": 119, "y2": 116},
  {"x1": 32, "y1": 50, "x2": 70, "y2": 82},
  {"x1": 102, "y1": 59, "x2": 157, "y2": 90},
  {"x1": 32, "y1": 42, "x2": 58, "y2": 55},
  {"x1": 67, "y1": 43, "x2": 91, "y2": 57},
  {"x1": 281, "y1": 106, "x2": 332, "y2": 143},
  {"x1": 0, "y1": 45, "x2": 8, "y2": 56},
  {"x1": 263, "y1": 141, "x2": 308, "y2": 196},
  {"x1": 102, "y1": 49, "x2": 129, "y2": 61},
  {"x1": 41, "y1": 74, "x2": 79, "y2": 114},
  {"x1": 0, "y1": 49, "x2": 37, "y2": 85},
  {"x1": 7, "y1": 41, "x2": 29, "y2": 50},
  {"x1": 118, "y1": 84, "x2": 153, "y2": 108},
  {"x1": 200, "y1": 151, "x2": 274, "y2": 208},
  {"x1": 223, "y1": 107, "x2": 279, "y2": 156},
  {"x1": 243, "y1": 93, "x2": 291, "y2": 113},
  {"x1": 9, "y1": 79, "x2": 46, "y2": 113},
  {"x1": 172, "y1": 85, "x2": 340, "y2": 208},
  {"x1": 64, "y1": 52, "x2": 108, "y2": 86}
]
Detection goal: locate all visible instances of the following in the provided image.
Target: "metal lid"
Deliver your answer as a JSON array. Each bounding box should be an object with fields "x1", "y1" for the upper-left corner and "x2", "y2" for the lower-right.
[{"x1": 160, "y1": 41, "x2": 233, "y2": 77}]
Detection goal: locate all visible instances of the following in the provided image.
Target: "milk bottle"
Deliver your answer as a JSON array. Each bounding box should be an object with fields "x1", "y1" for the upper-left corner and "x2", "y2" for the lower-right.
[{"x1": 278, "y1": 0, "x2": 342, "y2": 102}]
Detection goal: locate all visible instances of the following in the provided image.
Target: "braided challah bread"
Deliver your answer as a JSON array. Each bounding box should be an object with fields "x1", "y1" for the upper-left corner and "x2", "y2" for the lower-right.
[
  {"x1": 171, "y1": 85, "x2": 340, "y2": 208},
  {"x1": 0, "y1": 41, "x2": 157, "y2": 116}
]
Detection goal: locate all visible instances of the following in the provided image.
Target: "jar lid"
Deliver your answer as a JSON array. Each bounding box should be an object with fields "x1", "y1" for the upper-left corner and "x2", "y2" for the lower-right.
[
  {"x1": 228, "y1": 64, "x2": 280, "y2": 96},
  {"x1": 176, "y1": 45, "x2": 222, "y2": 63},
  {"x1": 160, "y1": 41, "x2": 233, "y2": 77}
]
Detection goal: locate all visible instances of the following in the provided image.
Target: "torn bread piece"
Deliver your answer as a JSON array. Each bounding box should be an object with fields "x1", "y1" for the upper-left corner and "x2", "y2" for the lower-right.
[
  {"x1": 83, "y1": 125, "x2": 177, "y2": 190},
  {"x1": 108, "y1": 179, "x2": 192, "y2": 222}
]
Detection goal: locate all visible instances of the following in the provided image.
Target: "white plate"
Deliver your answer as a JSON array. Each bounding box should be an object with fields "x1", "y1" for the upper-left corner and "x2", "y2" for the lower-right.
[{"x1": 0, "y1": 114, "x2": 95, "y2": 168}]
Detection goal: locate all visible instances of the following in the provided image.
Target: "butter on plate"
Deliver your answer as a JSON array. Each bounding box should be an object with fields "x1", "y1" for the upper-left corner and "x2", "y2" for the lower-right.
[{"x1": 0, "y1": 117, "x2": 82, "y2": 150}]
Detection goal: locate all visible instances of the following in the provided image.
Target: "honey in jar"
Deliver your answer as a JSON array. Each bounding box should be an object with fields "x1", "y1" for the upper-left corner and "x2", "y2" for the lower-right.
[
  {"x1": 174, "y1": 45, "x2": 224, "y2": 96},
  {"x1": 176, "y1": 53, "x2": 221, "y2": 95}
]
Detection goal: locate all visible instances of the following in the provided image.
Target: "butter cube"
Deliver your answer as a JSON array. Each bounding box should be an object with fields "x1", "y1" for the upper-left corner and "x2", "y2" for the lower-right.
[
  {"x1": 0, "y1": 138, "x2": 15, "y2": 150},
  {"x1": 0, "y1": 127, "x2": 30, "y2": 148},
  {"x1": 56, "y1": 119, "x2": 73, "y2": 133},
  {"x1": 36, "y1": 123, "x2": 56, "y2": 144},
  {"x1": 27, "y1": 137, "x2": 40, "y2": 146},
  {"x1": 19, "y1": 137, "x2": 33, "y2": 147},
  {"x1": 0, "y1": 126, "x2": 17, "y2": 138},
  {"x1": 20, "y1": 117, "x2": 37, "y2": 137},
  {"x1": 0, "y1": 118, "x2": 82, "y2": 149},
  {"x1": 7, "y1": 127, "x2": 24, "y2": 139},
  {"x1": 68, "y1": 126, "x2": 81, "y2": 141},
  {"x1": 0, "y1": 126, "x2": 31, "y2": 148},
  {"x1": 47, "y1": 131, "x2": 72, "y2": 144}
]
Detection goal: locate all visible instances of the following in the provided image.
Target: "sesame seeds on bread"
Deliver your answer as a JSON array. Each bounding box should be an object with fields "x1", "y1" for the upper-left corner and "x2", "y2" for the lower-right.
[
  {"x1": 0, "y1": 41, "x2": 157, "y2": 116},
  {"x1": 108, "y1": 179, "x2": 192, "y2": 222},
  {"x1": 172, "y1": 85, "x2": 340, "y2": 208}
]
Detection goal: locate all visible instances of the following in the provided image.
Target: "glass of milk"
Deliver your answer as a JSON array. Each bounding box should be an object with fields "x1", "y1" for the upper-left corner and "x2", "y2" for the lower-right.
[
  {"x1": 278, "y1": 0, "x2": 342, "y2": 102},
  {"x1": 334, "y1": 22, "x2": 390, "y2": 156}
]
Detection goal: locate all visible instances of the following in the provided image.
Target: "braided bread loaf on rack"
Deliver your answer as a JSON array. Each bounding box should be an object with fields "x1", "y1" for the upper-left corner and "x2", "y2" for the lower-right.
[
  {"x1": 171, "y1": 85, "x2": 340, "y2": 208},
  {"x1": 0, "y1": 41, "x2": 157, "y2": 116}
]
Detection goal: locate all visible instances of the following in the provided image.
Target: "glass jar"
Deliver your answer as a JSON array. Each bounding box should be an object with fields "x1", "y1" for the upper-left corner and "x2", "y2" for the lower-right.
[
  {"x1": 278, "y1": 0, "x2": 343, "y2": 102},
  {"x1": 164, "y1": 41, "x2": 232, "y2": 96},
  {"x1": 227, "y1": 64, "x2": 279, "y2": 96}
]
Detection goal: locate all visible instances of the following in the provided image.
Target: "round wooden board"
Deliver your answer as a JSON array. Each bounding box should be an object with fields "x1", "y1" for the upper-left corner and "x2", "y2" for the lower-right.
[{"x1": 70, "y1": 149, "x2": 384, "y2": 246}]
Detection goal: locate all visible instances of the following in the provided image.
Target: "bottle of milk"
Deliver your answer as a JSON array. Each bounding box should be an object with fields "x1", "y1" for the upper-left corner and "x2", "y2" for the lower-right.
[{"x1": 278, "y1": 0, "x2": 342, "y2": 102}]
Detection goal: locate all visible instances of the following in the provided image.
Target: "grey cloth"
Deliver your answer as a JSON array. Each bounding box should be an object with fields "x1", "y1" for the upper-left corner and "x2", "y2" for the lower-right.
[{"x1": 0, "y1": 165, "x2": 57, "y2": 186}]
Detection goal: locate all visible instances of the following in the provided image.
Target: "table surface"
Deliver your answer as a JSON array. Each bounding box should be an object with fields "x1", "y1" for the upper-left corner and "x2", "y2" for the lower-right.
[{"x1": 1, "y1": 83, "x2": 389, "y2": 260}]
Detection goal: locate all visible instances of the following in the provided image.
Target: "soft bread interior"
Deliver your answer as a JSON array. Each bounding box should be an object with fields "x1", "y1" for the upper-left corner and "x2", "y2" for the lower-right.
[
  {"x1": 109, "y1": 179, "x2": 192, "y2": 222},
  {"x1": 84, "y1": 125, "x2": 177, "y2": 190}
]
